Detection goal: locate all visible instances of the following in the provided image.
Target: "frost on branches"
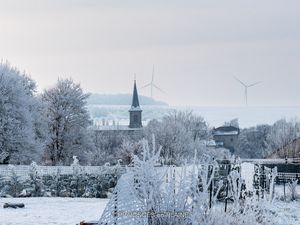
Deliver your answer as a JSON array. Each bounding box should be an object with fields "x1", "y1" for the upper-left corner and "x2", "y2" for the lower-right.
[
  {"x1": 99, "y1": 136, "x2": 276, "y2": 225},
  {"x1": 42, "y1": 78, "x2": 94, "y2": 165},
  {"x1": 0, "y1": 62, "x2": 47, "y2": 164},
  {"x1": 287, "y1": 179, "x2": 298, "y2": 201}
]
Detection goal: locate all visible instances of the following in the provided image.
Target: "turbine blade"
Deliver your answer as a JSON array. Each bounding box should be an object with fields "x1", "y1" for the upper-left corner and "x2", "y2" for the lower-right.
[
  {"x1": 141, "y1": 83, "x2": 151, "y2": 89},
  {"x1": 234, "y1": 76, "x2": 247, "y2": 87},
  {"x1": 153, "y1": 84, "x2": 165, "y2": 93},
  {"x1": 248, "y1": 81, "x2": 262, "y2": 87}
]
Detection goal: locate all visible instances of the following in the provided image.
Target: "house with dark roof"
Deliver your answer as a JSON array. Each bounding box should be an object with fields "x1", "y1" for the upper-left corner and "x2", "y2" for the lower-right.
[{"x1": 212, "y1": 126, "x2": 240, "y2": 153}]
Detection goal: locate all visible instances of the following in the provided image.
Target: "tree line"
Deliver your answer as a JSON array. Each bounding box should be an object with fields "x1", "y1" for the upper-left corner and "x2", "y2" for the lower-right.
[
  {"x1": 0, "y1": 62, "x2": 93, "y2": 165},
  {"x1": 1, "y1": 61, "x2": 299, "y2": 166}
]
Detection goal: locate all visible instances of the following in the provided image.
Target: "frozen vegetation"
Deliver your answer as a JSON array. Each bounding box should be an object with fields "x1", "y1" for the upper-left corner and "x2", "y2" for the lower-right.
[
  {"x1": 0, "y1": 161, "x2": 122, "y2": 198},
  {"x1": 99, "y1": 138, "x2": 300, "y2": 225}
]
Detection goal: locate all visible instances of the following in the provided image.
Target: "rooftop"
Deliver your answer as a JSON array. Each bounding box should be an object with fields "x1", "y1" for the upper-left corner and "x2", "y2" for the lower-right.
[{"x1": 213, "y1": 125, "x2": 239, "y2": 136}]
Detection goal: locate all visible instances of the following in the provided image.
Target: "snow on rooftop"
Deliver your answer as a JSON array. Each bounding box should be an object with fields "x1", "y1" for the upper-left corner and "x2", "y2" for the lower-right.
[
  {"x1": 213, "y1": 131, "x2": 239, "y2": 136},
  {"x1": 129, "y1": 106, "x2": 142, "y2": 111},
  {"x1": 93, "y1": 125, "x2": 143, "y2": 131}
]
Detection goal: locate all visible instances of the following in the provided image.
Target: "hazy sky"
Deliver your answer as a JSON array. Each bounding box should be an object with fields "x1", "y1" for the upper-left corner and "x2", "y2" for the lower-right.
[{"x1": 0, "y1": 0, "x2": 300, "y2": 106}]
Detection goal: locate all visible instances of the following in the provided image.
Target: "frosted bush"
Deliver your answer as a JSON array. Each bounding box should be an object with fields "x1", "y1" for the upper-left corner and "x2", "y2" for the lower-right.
[
  {"x1": 100, "y1": 136, "x2": 276, "y2": 225},
  {"x1": 288, "y1": 179, "x2": 298, "y2": 201},
  {"x1": 1, "y1": 165, "x2": 23, "y2": 197},
  {"x1": 27, "y1": 161, "x2": 43, "y2": 196}
]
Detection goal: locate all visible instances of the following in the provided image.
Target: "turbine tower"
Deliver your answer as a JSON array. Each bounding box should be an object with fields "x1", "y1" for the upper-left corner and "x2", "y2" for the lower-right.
[
  {"x1": 234, "y1": 76, "x2": 262, "y2": 106},
  {"x1": 141, "y1": 65, "x2": 165, "y2": 98}
]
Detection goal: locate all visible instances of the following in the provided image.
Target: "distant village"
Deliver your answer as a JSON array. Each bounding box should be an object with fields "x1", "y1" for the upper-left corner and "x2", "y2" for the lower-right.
[{"x1": 92, "y1": 79, "x2": 300, "y2": 178}]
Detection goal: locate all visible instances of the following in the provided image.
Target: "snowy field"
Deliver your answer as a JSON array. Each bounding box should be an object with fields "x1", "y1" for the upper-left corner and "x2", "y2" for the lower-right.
[
  {"x1": 0, "y1": 198, "x2": 109, "y2": 225},
  {"x1": 0, "y1": 163, "x2": 299, "y2": 225},
  {"x1": 1, "y1": 195, "x2": 300, "y2": 225}
]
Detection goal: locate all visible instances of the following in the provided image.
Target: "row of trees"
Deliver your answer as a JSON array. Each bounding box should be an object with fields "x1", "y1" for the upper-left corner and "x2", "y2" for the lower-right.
[
  {"x1": 0, "y1": 62, "x2": 92, "y2": 165},
  {"x1": 106, "y1": 112, "x2": 231, "y2": 166},
  {"x1": 236, "y1": 119, "x2": 300, "y2": 158}
]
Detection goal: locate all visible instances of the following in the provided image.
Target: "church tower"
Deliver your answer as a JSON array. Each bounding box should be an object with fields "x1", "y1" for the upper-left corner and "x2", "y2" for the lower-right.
[{"x1": 129, "y1": 80, "x2": 142, "y2": 128}]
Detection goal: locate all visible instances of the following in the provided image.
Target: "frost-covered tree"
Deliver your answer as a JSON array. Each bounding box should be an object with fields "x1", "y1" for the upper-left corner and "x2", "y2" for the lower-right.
[
  {"x1": 224, "y1": 118, "x2": 239, "y2": 128},
  {"x1": 116, "y1": 138, "x2": 143, "y2": 165},
  {"x1": 235, "y1": 119, "x2": 300, "y2": 159},
  {"x1": 145, "y1": 111, "x2": 209, "y2": 165},
  {"x1": 0, "y1": 62, "x2": 46, "y2": 164},
  {"x1": 91, "y1": 131, "x2": 125, "y2": 166},
  {"x1": 267, "y1": 119, "x2": 300, "y2": 157},
  {"x1": 236, "y1": 124, "x2": 271, "y2": 158},
  {"x1": 42, "y1": 78, "x2": 94, "y2": 165}
]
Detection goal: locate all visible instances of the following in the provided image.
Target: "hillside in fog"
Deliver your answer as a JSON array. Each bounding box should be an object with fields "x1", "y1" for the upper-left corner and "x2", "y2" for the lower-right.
[{"x1": 87, "y1": 93, "x2": 168, "y2": 106}]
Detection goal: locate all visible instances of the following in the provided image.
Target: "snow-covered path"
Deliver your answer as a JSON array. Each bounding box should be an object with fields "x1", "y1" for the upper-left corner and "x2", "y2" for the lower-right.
[{"x1": 0, "y1": 197, "x2": 109, "y2": 225}]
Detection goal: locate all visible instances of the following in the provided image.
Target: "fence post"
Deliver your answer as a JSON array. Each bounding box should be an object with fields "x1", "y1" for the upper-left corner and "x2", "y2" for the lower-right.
[
  {"x1": 113, "y1": 189, "x2": 118, "y2": 225},
  {"x1": 209, "y1": 165, "x2": 213, "y2": 209},
  {"x1": 283, "y1": 174, "x2": 286, "y2": 201},
  {"x1": 262, "y1": 165, "x2": 265, "y2": 199},
  {"x1": 224, "y1": 179, "x2": 229, "y2": 213}
]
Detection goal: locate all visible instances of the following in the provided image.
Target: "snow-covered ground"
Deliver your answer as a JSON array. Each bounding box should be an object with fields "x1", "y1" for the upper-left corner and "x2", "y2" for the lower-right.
[
  {"x1": 269, "y1": 199, "x2": 300, "y2": 225},
  {"x1": 1, "y1": 196, "x2": 300, "y2": 225},
  {"x1": 0, "y1": 197, "x2": 109, "y2": 225},
  {"x1": 0, "y1": 195, "x2": 299, "y2": 225}
]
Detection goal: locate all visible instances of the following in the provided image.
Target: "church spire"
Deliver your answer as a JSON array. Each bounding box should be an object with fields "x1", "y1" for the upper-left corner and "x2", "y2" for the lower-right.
[
  {"x1": 131, "y1": 79, "x2": 140, "y2": 109},
  {"x1": 129, "y1": 79, "x2": 142, "y2": 128}
]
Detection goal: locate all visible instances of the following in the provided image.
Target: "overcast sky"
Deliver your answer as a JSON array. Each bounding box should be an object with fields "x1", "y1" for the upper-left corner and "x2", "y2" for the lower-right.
[{"x1": 0, "y1": 0, "x2": 299, "y2": 106}]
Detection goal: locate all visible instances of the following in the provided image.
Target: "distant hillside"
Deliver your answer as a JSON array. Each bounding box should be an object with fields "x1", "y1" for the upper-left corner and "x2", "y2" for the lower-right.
[{"x1": 87, "y1": 93, "x2": 168, "y2": 106}]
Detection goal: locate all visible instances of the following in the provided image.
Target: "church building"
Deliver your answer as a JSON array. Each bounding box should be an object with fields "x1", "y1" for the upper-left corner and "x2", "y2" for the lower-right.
[
  {"x1": 94, "y1": 80, "x2": 144, "y2": 137},
  {"x1": 129, "y1": 80, "x2": 143, "y2": 128}
]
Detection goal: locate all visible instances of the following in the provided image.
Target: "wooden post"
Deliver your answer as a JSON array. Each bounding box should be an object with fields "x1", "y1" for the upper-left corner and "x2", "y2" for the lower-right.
[
  {"x1": 209, "y1": 165, "x2": 213, "y2": 209},
  {"x1": 262, "y1": 166, "x2": 265, "y2": 199},
  {"x1": 270, "y1": 168, "x2": 273, "y2": 196},
  {"x1": 283, "y1": 174, "x2": 286, "y2": 201},
  {"x1": 284, "y1": 156, "x2": 287, "y2": 201},
  {"x1": 225, "y1": 179, "x2": 229, "y2": 213}
]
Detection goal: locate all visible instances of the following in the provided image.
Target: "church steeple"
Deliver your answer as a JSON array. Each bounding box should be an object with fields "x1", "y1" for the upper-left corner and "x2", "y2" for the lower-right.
[
  {"x1": 131, "y1": 80, "x2": 140, "y2": 108},
  {"x1": 129, "y1": 80, "x2": 142, "y2": 128}
]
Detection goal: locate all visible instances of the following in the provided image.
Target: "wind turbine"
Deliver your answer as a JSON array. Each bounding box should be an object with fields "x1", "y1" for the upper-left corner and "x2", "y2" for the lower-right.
[
  {"x1": 141, "y1": 65, "x2": 165, "y2": 98},
  {"x1": 234, "y1": 76, "x2": 262, "y2": 106}
]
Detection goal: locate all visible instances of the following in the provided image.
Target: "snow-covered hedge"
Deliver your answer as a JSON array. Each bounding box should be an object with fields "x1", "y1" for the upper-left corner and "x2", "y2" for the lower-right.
[{"x1": 0, "y1": 161, "x2": 124, "y2": 198}]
